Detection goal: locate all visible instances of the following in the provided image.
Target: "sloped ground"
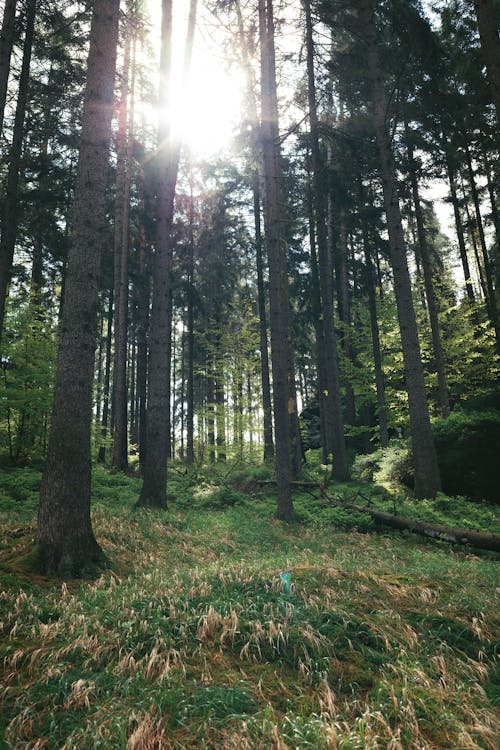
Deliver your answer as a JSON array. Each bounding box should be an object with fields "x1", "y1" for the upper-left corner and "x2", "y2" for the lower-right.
[{"x1": 0, "y1": 465, "x2": 499, "y2": 749}]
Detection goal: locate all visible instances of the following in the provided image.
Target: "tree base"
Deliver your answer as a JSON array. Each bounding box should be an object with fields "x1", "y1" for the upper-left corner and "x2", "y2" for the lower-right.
[{"x1": 37, "y1": 537, "x2": 107, "y2": 579}]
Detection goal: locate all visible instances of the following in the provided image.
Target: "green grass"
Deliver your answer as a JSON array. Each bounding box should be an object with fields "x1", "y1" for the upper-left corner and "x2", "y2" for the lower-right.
[{"x1": 0, "y1": 462, "x2": 499, "y2": 748}]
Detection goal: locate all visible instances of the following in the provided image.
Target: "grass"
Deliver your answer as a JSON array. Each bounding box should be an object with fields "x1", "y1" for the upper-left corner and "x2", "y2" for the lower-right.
[{"x1": 0, "y1": 461, "x2": 499, "y2": 748}]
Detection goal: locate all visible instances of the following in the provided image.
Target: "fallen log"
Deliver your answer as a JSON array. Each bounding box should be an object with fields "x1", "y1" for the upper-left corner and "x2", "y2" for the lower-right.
[
  {"x1": 257, "y1": 479, "x2": 500, "y2": 552},
  {"x1": 325, "y1": 494, "x2": 500, "y2": 552}
]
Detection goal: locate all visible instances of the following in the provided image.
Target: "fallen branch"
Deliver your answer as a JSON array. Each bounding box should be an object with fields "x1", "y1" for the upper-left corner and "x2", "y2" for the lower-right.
[
  {"x1": 326, "y1": 493, "x2": 500, "y2": 552},
  {"x1": 256, "y1": 479, "x2": 500, "y2": 552}
]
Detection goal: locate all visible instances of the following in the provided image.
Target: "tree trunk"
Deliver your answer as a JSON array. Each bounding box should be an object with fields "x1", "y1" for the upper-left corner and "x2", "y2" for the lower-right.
[
  {"x1": 98, "y1": 291, "x2": 113, "y2": 463},
  {"x1": 137, "y1": 0, "x2": 197, "y2": 507},
  {"x1": 464, "y1": 140, "x2": 500, "y2": 352},
  {"x1": 359, "y1": 181, "x2": 389, "y2": 448},
  {"x1": 259, "y1": 0, "x2": 295, "y2": 519},
  {"x1": 0, "y1": 0, "x2": 17, "y2": 136},
  {"x1": 443, "y1": 139, "x2": 475, "y2": 303},
  {"x1": 186, "y1": 168, "x2": 195, "y2": 465},
  {"x1": 253, "y1": 173, "x2": 274, "y2": 462},
  {"x1": 0, "y1": 0, "x2": 36, "y2": 346},
  {"x1": 303, "y1": 0, "x2": 349, "y2": 480},
  {"x1": 405, "y1": 122, "x2": 450, "y2": 418},
  {"x1": 360, "y1": 0, "x2": 441, "y2": 499},
  {"x1": 473, "y1": 0, "x2": 500, "y2": 130},
  {"x1": 37, "y1": 0, "x2": 120, "y2": 576},
  {"x1": 112, "y1": 25, "x2": 132, "y2": 472}
]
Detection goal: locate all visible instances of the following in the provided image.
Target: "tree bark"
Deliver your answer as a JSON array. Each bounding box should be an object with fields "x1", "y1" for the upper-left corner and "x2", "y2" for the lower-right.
[
  {"x1": 37, "y1": 0, "x2": 120, "y2": 576},
  {"x1": 360, "y1": 0, "x2": 441, "y2": 499},
  {"x1": 138, "y1": 0, "x2": 197, "y2": 506},
  {"x1": 464, "y1": 139, "x2": 500, "y2": 352},
  {"x1": 473, "y1": 0, "x2": 500, "y2": 130},
  {"x1": 253, "y1": 174, "x2": 275, "y2": 462},
  {"x1": 259, "y1": 0, "x2": 295, "y2": 520},
  {"x1": 0, "y1": 0, "x2": 36, "y2": 346},
  {"x1": 303, "y1": 0, "x2": 349, "y2": 480},
  {"x1": 443, "y1": 138, "x2": 475, "y2": 303},
  {"x1": 0, "y1": 0, "x2": 17, "y2": 136},
  {"x1": 359, "y1": 180, "x2": 389, "y2": 448},
  {"x1": 112, "y1": 24, "x2": 132, "y2": 472},
  {"x1": 405, "y1": 122, "x2": 450, "y2": 418}
]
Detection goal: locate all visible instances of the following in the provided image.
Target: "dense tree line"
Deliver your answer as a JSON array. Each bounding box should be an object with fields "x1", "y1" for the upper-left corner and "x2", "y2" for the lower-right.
[{"x1": 0, "y1": 0, "x2": 498, "y2": 574}]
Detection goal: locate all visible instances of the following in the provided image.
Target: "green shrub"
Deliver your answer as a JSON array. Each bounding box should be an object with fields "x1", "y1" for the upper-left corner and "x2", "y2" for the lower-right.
[
  {"x1": 432, "y1": 410, "x2": 500, "y2": 503},
  {"x1": 373, "y1": 443, "x2": 414, "y2": 489},
  {"x1": 351, "y1": 450, "x2": 382, "y2": 482}
]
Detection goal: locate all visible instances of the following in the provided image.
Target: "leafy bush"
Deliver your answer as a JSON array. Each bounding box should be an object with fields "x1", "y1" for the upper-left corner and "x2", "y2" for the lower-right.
[
  {"x1": 352, "y1": 443, "x2": 414, "y2": 489},
  {"x1": 433, "y1": 410, "x2": 500, "y2": 503},
  {"x1": 351, "y1": 450, "x2": 383, "y2": 482}
]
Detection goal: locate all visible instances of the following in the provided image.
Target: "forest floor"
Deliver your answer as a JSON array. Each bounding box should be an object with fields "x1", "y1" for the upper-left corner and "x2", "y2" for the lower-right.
[{"x1": 0, "y1": 461, "x2": 499, "y2": 749}]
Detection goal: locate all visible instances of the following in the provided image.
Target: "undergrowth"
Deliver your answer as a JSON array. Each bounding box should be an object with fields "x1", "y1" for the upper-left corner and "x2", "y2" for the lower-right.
[{"x1": 0, "y1": 461, "x2": 499, "y2": 748}]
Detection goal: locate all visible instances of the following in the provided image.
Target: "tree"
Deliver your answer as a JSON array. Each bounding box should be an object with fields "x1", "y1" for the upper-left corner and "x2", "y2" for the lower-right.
[
  {"x1": 473, "y1": 0, "x2": 500, "y2": 128},
  {"x1": 0, "y1": 0, "x2": 37, "y2": 345},
  {"x1": 258, "y1": 0, "x2": 295, "y2": 520},
  {"x1": 359, "y1": 0, "x2": 441, "y2": 498},
  {"x1": 303, "y1": 0, "x2": 349, "y2": 480},
  {"x1": 0, "y1": 0, "x2": 17, "y2": 135},
  {"x1": 37, "y1": 0, "x2": 120, "y2": 576},
  {"x1": 137, "y1": 0, "x2": 197, "y2": 507}
]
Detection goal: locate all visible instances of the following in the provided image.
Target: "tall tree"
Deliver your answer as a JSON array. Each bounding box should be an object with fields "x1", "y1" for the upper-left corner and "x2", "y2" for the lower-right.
[
  {"x1": 473, "y1": 0, "x2": 500, "y2": 128},
  {"x1": 0, "y1": 0, "x2": 17, "y2": 135},
  {"x1": 258, "y1": 0, "x2": 295, "y2": 519},
  {"x1": 359, "y1": 0, "x2": 441, "y2": 498},
  {"x1": 0, "y1": 0, "x2": 37, "y2": 345},
  {"x1": 303, "y1": 0, "x2": 349, "y2": 480},
  {"x1": 137, "y1": 0, "x2": 197, "y2": 507},
  {"x1": 37, "y1": 0, "x2": 120, "y2": 576}
]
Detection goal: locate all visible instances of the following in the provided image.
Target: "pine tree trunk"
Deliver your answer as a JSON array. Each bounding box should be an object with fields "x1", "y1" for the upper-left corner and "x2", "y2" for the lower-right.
[
  {"x1": 443, "y1": 140, "x2": 475, "y2": 303},
  {"x1": 359, "y1": 180, "x2": 389, "y2": 448},
  {"x1": 37, "y1": 0, "x2": 120, "y2": 576},
  {"x1": 360, "y1": 0, "x2": 441, "y2": 499},
  {"x1": 253, "y1": 174, "x2": 274, "y2": 462},
  {"x1": 98, "y1": 291, "x2": 113, "y2": 463},
  {"x1": 464, "y1": 140, "x2": 500, "y2": 352},
  {"x1": 259, "y1": 0, "x2": 295, "y2": 519},
  {"x1": 473, "y1": 0, "x2": 500, "y2": 129},
  {"x1": 138, "y1": 0, "x2": 197, "y2": 506},
  {"x1": 186, "y1": 170, "x2": 195, "y2": 465},
  {"x1": 112, "y1": 27, "x2": 131, "y2": 472},
  {"x1": 0, "y1": 0, "x2": 17, "y2": 136},
  {"x1": 303, "y1": 0, "x2": 349, "y2": 480},
  {"x1": 0, "y1": 0, "x2": 36, "y2": 346},
  {"x1": 405, "y1": 123, "x2": 450, "y2": 417}
]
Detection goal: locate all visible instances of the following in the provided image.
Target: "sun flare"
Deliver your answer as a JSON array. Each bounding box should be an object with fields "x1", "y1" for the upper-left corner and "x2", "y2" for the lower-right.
[{"x1": 144, "y1": 0, "x2": 245, "y2": 157}]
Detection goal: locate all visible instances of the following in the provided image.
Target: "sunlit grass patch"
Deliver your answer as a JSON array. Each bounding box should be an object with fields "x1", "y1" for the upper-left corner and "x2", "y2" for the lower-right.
[{"x1": 0, "y1": 463, "x2": 499, "y2": 748}]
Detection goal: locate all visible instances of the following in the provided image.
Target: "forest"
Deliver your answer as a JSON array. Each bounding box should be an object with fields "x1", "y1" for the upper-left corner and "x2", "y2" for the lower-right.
[{"x1": 0, "y1": 0, "x2": 499, "y2": 747}]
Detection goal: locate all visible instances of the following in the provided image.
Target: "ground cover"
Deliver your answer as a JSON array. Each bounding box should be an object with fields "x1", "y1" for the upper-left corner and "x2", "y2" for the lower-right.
[{"x1": 0, "y1": 464, "x2": 499, "y2": 748}]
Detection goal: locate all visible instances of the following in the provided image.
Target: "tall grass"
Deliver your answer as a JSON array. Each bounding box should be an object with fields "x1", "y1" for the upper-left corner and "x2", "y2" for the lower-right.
[{"x1": 0, "y1": 463, "x2": 498, "y2": 748}]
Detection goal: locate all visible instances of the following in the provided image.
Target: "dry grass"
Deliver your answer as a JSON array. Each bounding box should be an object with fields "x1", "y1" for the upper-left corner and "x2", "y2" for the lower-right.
[{"x1": 0, "y1": 466, "x2": 499, "y2": 748}]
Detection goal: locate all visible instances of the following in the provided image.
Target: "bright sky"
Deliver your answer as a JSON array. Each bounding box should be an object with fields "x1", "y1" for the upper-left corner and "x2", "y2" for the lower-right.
[{"x1": 144, "y1": 0, "x2": 246, "y2": 156}]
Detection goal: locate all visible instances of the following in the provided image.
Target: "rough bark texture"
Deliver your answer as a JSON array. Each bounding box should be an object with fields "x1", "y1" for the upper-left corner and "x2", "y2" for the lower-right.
[
  {"x1": 112, "y1": 27, "x2": 132, "y2": 472},
  {"x1": 444, "y1": 139, "x2": 475, "y2": 303},
  {"x1": 303, "y1": 0, "x2": 349, "y2": 480},
  {"x1": 360, "y1": 0, "x2": 441, "y2": 499},
  {"x1": 464, "y1": 140, "x2": 500, "y2": 352},
  {"x1": 137, "y1": 0, "x2": 197, "y2": 506},
  {"x1": 406, "y1": 124, "x2": 450, "y2": 417},
  {"x1": 253, "y1": 174, "x2": 275, "y2": 462},
  {"x1": 0, "y1": 0, "x2": 17, "y2": 135},
  {"x1": 0, "y1": 0, "x2": 36, "y2": 345},
  {"x1": 259, "y1": 0, "x2": 295, "y2": 520},
  {"x1": 37, "y1": 0, "x2": 120, "y2": 577},
  {"x1": 473, "y1": 0, "x2": 500, "y2": 129},
  {"x1": 359, "y1": 183, "x2": 389, "y2": 448}
]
